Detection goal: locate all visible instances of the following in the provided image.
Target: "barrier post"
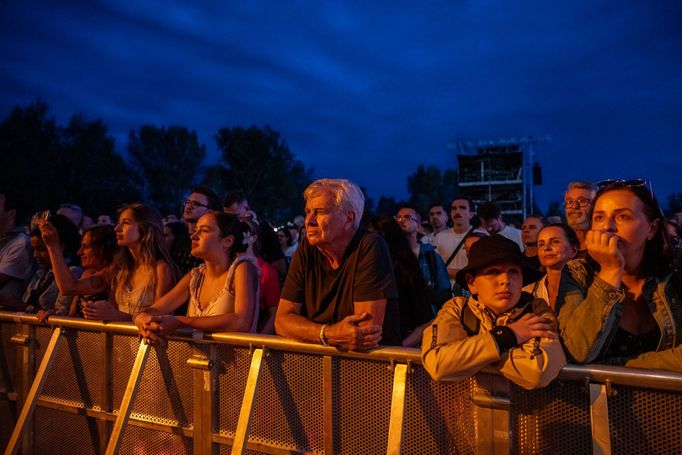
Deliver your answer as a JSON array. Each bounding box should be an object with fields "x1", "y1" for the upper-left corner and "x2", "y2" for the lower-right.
[
  {"x1": 589, "y1": 382, "x2": 612, "y2": 455},
  {"x1": 473, "y1": 373, "x2": 511, "y2": 454},
  {"x1": 188, "y1": 343, "x2": 215, "y2": 455},
  {"x1": 322, "y1": 355, "x2": 334, "y2": 454},
  {"x1": 5, "y1": 327, "x2": 63, "y2": 455},
  {"x1": 105, "y1": 340, "x2": 150, "y2": 455},
  {"x1": 231, "y1": 347, "x2": 264, "y2": 454},
  {"x1": 386, "y1": 363, "x2": 408, "y2": 455}
]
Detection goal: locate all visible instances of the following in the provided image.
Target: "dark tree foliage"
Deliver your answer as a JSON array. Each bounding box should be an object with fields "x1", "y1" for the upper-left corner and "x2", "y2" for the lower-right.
[
  {"x1": 0, "y1": 102, "x2": 139, "y2": 222},
  {"x1": 545, "y1": 200, "x2": 564, "y2": 219},
  {"x1": 406, "y1": 165, "x2": 458, "y2": 216},
  {"x1": 206, "y1": 125, "x2": 313, "y2": 224},
  {"x1": 375, "y1": 196, "x2": 400, "y2": 216},
  {"x1": 128, "y1": 125, "x2": 206, "y2": 215},
  {"x1": 666, "y1": 193, "x2": 682, "y2": 215}
]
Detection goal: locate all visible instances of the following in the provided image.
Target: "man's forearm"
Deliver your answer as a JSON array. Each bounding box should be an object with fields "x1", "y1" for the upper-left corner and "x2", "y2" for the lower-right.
[{"x1": 275, "y1": 311, "x2": 325, "y2": 344}]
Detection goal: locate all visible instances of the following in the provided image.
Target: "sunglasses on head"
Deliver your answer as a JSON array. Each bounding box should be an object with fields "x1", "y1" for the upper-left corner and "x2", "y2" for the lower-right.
[{"x1": 596, "y1": 179, "x2": 654, "y2": 197}]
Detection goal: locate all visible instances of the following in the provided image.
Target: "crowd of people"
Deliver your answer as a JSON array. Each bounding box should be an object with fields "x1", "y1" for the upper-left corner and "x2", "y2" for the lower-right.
[{"x1": 0, "y1": 176, "x2": 680, "y2": 390}]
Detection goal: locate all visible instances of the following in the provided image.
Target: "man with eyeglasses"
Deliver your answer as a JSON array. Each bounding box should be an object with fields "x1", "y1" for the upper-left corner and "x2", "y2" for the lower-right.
[
  {"x1": 182, "y1": 186, "x2": 216, "y2": 235},
  {"x1": 563, "y1": 181, "x2": 597, "y2": 258}
]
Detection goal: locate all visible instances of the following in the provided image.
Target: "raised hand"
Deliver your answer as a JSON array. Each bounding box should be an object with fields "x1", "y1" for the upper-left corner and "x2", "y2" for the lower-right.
[{"x1": 37, "y1": 221, "x2": 60, "y2": 247}]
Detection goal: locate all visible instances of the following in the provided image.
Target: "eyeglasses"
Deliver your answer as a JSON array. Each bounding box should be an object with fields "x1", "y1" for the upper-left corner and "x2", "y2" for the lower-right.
[
  {"x1": 184, "y1": 200, "x2": 209, "y2": 209},
  {"x1": 596, "y1": 179, "x2": 654, "y2": 197},
  {"x1": 395, "y1": 215, "x2": 418, "y2": 223},
  {"x1": 564, "y1": 197, "x2": 592, "y2": 208}
]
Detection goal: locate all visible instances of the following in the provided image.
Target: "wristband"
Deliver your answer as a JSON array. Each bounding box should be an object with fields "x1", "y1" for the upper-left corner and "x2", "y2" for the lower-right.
[
  {"x1": 489, "y1": 325, "x2": 518, "y2": 353},
  {"x1": 319, "y1": 323, "x2": 329, "y2": 346}
]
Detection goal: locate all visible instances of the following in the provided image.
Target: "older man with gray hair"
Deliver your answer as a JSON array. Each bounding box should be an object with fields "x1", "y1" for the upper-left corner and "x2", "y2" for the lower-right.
[
  {"x1": 275, "y1": 178, "x2": 400, "y2": 349},
  {"x1": 563, "y1": 181, "x2": 597, "y2": 258}
]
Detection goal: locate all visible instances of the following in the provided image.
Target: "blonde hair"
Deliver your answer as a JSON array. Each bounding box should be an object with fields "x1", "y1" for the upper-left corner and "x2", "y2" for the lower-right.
[{"x1": 303, "y1": 179, "x2": 364, "y2": 229}]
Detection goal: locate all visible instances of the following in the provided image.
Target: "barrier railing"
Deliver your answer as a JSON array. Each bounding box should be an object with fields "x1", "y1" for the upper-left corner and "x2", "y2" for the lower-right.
[{"x1": 1, "y1": 311, "x2": 681, "y2": 454}]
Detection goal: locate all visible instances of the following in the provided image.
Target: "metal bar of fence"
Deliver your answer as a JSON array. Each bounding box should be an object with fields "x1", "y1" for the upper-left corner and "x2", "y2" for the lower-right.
[
  {"x1": 589, "y1": 383, "x2": 612, "y2": 455},
  {"x1": 386, "y1": 363, "x2": 408, "y2": 455},
  {"x1": 5, "y1": 327, "x2": 63, "y2": 455},
  {"x1": 2, "y1": 313, "x2": 682, "y2": 455},
  {"x1": 322, "y1": 355, "x2": 334, "y2": 455},
  {"x1": 2, "y1": 312, "x2": 680, "y2": 393},
  {"x1": 105, "y1": 340, "x2": 150, "y2": 455},
  {"x1": 231, "y1": 347, "x2": 265, "y2": 455}
]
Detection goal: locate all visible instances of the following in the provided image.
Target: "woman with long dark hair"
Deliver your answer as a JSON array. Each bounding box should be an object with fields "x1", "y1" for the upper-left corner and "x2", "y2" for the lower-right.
[
  {"x1": 135, "y1": 212, "x2": 260, "y2": 342},
  {"x1": 557, "y1": 180, "x2": 681, "y2": 371},
  {"x1": 368, "y1": 214, "x2": 434, "y2": 346}
]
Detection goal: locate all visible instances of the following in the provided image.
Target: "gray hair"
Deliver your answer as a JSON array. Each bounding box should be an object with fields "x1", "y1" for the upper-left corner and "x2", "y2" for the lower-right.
[
  {"x1": 304, "y1": 179, "x2": 365, "y2": 229},
  {"x1": 565, "y1": 181, "x2": 597, "y2": 197}
]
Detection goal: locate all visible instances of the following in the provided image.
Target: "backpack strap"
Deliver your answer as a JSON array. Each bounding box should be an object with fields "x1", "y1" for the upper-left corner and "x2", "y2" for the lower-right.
[
  {"x1": 460, "y1": 302, "x2": 480, "y2": 337},
  {"x1": 425, "y1": 250, "x2": 438, "y2": 288}
]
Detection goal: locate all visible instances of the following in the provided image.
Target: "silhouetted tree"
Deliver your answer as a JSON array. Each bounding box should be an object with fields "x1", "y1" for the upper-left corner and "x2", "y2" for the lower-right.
[
  {"x1": 375, "y1": 196, "x2": 400, "y2": 216},
  {"x1": 128, "y1": 125, "x2": 206, "y2": 215},
  {"x1": 0, "y1": 101, "x2": 61, "y2": 219},
  {"x1": 206, "y1": 125, "x2": 313, "y2": 224},
  {"x1": 546, "y1": 200, "x2": 564, "y2": 218},
  {"x1": 407, "y1": 165, "x2": 458, "y2": 215},
  {"x1": 666, "y1": 193, "x2": 682, "y2": 215},
  {"x1": 61, "y1": 115, "x2": 141, "y2": 215}
]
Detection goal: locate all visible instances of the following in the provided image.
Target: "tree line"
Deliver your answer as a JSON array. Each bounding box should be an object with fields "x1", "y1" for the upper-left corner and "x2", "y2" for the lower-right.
[{"x1": 2, "y1": 101, "x2": 680, "y2": 226}]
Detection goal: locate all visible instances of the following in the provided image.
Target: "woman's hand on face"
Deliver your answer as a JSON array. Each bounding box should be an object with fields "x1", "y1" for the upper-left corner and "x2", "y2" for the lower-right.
[
  {"x1": 37, "y1": 221, "x2": 60, "y2": 248},
  {"x1": 587, "y1": 230, "x2": 625, "y2": 271}
]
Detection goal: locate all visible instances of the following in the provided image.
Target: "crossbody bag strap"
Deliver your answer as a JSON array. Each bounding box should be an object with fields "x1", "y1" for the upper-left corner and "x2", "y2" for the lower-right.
[{"x1": 444, "y1": 227, "x2": 475, "y2": 267}]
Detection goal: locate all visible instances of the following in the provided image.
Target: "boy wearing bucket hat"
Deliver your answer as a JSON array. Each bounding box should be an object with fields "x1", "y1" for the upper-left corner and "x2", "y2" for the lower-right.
[{"x1": 421, "y1": 235, "x2": 566, "y2": 389}]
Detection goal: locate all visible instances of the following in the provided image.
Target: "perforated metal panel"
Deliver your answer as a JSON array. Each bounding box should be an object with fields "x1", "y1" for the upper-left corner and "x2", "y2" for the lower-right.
[
  {"x1": 119, "y1": 424, "x2": 193, "y2": 454},
  {"x1": 215, "y1": 345, "x2": 253, "y2": 439},
  {"x1": 510, "y1": 379, "x2": 592, "y2": 455},
  {"x1": 249, "y1": 350, "x2": 324, "y2": 452},
  {"x1": 404, "y1": 366, "x2": 477, "y2": 454},
  {"x1": 39, "y1": 330, "x2": 104, "y2": 408},
  {"x1": 0, "y1": 322, "x2": 17, "y2": 450},
  {"x1": 113, "y1": 336, "x2": 194, "y2": 428},
  {"x1": 33, "y1": 405, "x2": 105, "y2": 454},
  {"x1": 609, "y1": 385, "x2": 682, "y2": 454},
  {"x1": 333, "y1": 357, "x2": 393, "y2": 454}
]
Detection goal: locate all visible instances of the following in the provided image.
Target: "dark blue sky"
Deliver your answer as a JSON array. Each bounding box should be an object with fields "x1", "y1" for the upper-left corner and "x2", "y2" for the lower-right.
[{"x1": 2, "y1": 1, "x2": 681, "y2": 212}]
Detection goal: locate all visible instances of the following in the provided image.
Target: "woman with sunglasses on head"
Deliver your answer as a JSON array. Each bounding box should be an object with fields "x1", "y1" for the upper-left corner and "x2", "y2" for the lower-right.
[
  {"x1": 134, "y1": 212, "x2": 259, "y2": 343},
  {"x1": 39, "y1": 203, "x2": 179, "y2": 321},
  {"x1": 557, "y1": 179, "x2": 682, "y2": 372}
]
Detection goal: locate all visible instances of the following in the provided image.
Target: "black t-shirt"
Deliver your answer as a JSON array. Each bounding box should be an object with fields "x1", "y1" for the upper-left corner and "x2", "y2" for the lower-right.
[{"x1": 281, "y1": 227, "x2": 401, "y2": 345}]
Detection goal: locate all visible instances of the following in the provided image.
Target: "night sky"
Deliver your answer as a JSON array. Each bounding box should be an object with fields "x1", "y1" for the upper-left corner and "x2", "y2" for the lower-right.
[{"x1": 1, "y1": 1, "x2": 681, "y2": 212}]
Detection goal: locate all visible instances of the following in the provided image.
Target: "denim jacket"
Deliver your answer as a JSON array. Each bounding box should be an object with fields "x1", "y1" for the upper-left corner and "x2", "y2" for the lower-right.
[{"x1": 557, "y1": 258, "x2": 681, "y2": 372}]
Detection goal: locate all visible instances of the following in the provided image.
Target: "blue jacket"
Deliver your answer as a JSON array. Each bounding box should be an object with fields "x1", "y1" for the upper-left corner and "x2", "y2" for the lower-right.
[{"x1": 418, "y1": 243, "x2": 451, "y2": 293}]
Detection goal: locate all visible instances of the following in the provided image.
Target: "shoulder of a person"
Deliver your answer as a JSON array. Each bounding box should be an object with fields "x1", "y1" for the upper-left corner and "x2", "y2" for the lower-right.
[
  {"x1": 565, "y1": 258, "x2": 591, "y2": 282},
  {"x1": 420, "y1": 242, "x2": 436, "y2": 253},
  {"x1": 155, "y1": 261, "x2": 173, "y2": 276}
]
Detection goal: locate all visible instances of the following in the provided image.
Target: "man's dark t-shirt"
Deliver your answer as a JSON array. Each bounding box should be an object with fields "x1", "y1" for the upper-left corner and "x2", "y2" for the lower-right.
[{"x1": 281, "y1": 227, "x2": 401, "y2": 346}]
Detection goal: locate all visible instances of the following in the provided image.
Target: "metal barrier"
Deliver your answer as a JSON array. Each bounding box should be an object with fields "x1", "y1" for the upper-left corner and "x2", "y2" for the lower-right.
[{"x1": 1, "y1": 311, "x2": 681, "y2": 455}]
